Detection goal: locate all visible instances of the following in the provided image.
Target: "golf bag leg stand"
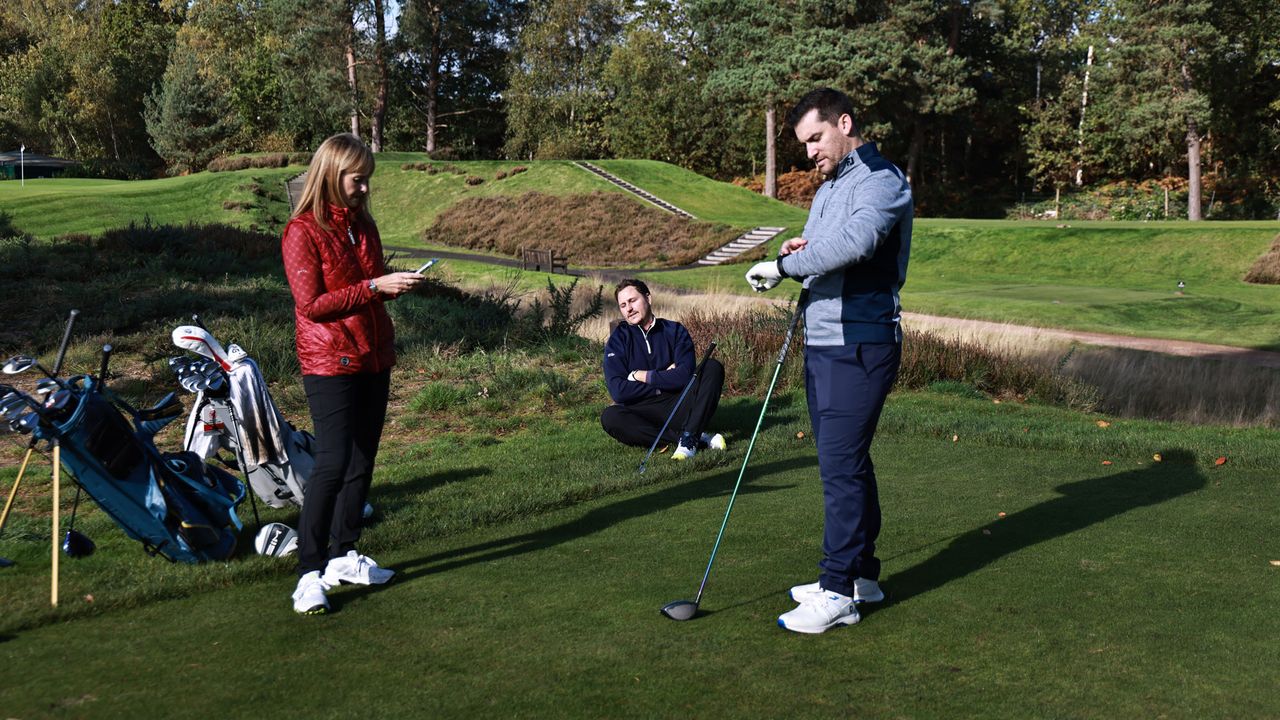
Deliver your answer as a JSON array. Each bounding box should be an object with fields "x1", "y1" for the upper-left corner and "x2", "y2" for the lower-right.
[
  {"x1": 0, "y1": 446, "x2": 36, "y2": 534},
  {"x1": 223, "y1": 403, "x2": 262, "y2": 530}
]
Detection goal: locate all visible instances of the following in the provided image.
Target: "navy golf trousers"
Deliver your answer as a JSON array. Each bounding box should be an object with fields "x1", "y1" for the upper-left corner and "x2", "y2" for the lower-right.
[
  {"x1": 297, "y1": 370, "x2": 390, "y2": 576},
  {"x1": 805, "y1": 342, "x2": 900, "y2": 596},
  {"x1": 601, "y1": 359, "x2": 724, "y2": 447}
]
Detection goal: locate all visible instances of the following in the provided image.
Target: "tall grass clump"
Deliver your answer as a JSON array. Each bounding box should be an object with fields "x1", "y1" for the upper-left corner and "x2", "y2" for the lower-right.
[
  {"x1": 681, "y1": 304, "x2": 1098, "y2": 409},
  {"x1": 1243, "y1": 233, "x2": 1280, "y2": 284}
]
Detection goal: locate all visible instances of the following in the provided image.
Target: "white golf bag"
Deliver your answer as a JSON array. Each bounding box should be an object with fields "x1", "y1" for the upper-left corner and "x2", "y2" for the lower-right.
[
  {"x1": 181, "y1": 356, "x2": 314, "y2": 509},
  {"x1": 172, "y1": 324, "x2": 310, "y2": 508}
]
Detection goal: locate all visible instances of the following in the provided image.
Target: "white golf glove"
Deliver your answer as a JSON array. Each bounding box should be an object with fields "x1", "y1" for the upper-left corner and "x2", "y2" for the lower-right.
[{"x1": 745, "y1": 259, "x2": 785, "y2": 293}]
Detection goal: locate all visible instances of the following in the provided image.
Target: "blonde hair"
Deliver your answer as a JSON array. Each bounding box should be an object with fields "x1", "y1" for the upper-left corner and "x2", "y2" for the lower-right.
[{"x1": 292, "y1": 133, "x2": 376, "y2": 230}]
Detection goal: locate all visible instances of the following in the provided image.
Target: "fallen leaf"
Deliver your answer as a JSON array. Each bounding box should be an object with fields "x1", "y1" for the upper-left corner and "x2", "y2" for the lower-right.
[
  {"x1": 1214, "y1": 456, "x2": 1228, "y2": 466},
  {"x1": 796, "y1": 431, "x2": 805, "y2": 439},
  {"x1": 83, "y1": 594, "x2": 94, "y2": 603},
  {"x1": 981, "y1": 529, "x2": 992, "y2": 535},
  {"x1": 952, "y1": 434, "x2": 959, "y2": 442},
  {"x1": 1270, "y1": 560, "x2": 1280, "y2": 567},
  {"x1": 1152, "y1": 453, "x2": 1162, "y2": 462},
  {"x1": 997, "y1": 512, "x2": 1007, "y2": 518},
  {"x1": 992, "y1": 399, "x2": 1001, "y2": 404},
  {"x1": 1096, "y1": 420, "x2": 1110, "y2": 428},
  {"x1": 1101, "y1": 460, "x2": 1113, "y2": 466},
  {"x1": 1022, "y1": 427, "x2": 1029, "y2": 433}
]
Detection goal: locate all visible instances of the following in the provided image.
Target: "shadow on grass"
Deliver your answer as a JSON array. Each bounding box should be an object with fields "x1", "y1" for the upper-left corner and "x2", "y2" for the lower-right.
[
  {"x1": 338, "y1": 456, "x2": 815, "y2": 606},
  {"x1": 873, "y1": 447, "x2": 1206, "y2": 614},
  {"x1": 375, "y1": 466, "x2": 490, "y2": 508}
]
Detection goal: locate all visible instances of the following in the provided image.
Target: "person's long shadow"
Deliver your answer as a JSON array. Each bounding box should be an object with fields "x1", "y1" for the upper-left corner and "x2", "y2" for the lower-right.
[
  {"x1": 873, "y1": 448, "x2": 1206, "y2": 614},
  {"x1": 374, "y1": 466, "x2": 490, "y2": 507},
  {"x1": 336, "y1": 455, "x2": 815, "y2": 605}
]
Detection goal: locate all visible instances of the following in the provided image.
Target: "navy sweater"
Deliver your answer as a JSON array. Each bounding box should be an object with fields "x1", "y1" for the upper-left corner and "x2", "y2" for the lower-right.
[{"x1": 603, "y1": 318, "x2": 695, "y2": 404}]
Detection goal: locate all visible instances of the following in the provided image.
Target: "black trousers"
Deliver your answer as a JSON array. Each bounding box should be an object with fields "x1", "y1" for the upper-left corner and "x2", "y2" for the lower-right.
[
  {"x1": 297, "y1": 370, "x2": 390, "y2": 576},
  {"x1": 601, "y1": 359, "x2": 724, "y2": 447}
]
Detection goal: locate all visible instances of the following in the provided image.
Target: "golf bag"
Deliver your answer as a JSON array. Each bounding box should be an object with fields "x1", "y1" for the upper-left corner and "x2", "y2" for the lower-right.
[
  {"x1": 181, "y1": 358, "x2": 314, "y2": 509},
  {"x1": 31, "y1": 375, "x2": 245, "y2": 563},
  {"x1": 171, "y1": 325, "x2": 313, "y2": 509}
]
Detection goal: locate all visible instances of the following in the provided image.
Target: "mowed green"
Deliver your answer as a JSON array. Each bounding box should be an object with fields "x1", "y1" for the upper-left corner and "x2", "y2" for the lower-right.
[{"x1": 2, "y1": 391, "x2": 1278, "y2": 718}]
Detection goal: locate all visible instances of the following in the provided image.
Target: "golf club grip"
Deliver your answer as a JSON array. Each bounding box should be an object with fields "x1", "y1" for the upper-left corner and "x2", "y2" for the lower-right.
[
  {"x1": 97, "y1": 344, "x2": 113, "y2": 383},
  {"x1": 774, "y1": 289, "x2": 809, "y2": 366},
  {"x1": 696, "y1": 341, "x2": 717, "y2": 372},
  {"x1": 192, "y1": 314, "x2": 209, "y2": 331},
  {"x1": 52, "y1": 309, "x2": 79, "y2": 375}
]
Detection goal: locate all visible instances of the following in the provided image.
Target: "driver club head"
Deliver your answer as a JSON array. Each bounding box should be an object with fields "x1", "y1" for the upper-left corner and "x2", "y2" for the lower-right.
[
  {"x1": 62, "y1": 529, "x2": 96, "y2": 558},
  {"x1": 660, "y1": 600, "x2": 700, "y2": 621}
]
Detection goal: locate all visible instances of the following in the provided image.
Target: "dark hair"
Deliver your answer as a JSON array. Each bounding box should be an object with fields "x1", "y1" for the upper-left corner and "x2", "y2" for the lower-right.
[
  {"x1": 614, "y1": 278, "x2": 650, "y2": 300},
  {"x1": 787, "y1": 88, "x2": 857, "y2": 133}
]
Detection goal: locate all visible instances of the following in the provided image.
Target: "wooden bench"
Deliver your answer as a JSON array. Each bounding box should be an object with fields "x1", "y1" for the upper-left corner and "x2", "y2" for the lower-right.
[{"x1": 520, "y1": 248, "x2": 568, "y2": 274}]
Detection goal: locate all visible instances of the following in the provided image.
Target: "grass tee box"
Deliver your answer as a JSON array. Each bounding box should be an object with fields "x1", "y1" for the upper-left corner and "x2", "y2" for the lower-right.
[{"x1": 1, "y1": 393, "x2": 1277, "y2": 717}]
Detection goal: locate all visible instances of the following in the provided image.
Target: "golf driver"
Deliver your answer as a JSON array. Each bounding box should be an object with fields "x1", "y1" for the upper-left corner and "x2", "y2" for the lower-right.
[
  {"x1": 638, "y1": 342, "x2": 718, "y2": 475},
  {"x1": 661, "y1": 289, "x2": 809, "y2": 621}
]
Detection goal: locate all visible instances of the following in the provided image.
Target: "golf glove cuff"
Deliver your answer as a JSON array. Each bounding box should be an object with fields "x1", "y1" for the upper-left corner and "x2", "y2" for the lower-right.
[{"x1": 746, "y1": 258, "x2": 786, "y2": 293}]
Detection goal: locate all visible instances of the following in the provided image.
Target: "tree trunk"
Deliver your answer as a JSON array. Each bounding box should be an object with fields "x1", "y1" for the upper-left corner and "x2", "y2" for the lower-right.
[
  {"x1": 426, "y1": 47, "x2": 440, "y2": 153},
  {"x1": 1076, "y1": 44, "x2": 1093, "y2": 186},
  {"x1": 764, "y1": 103, "x2": 777, "y2": 199},
  {"x1": 1186, "y1": 119, "x2": 1202, "y2": 221},
  {"x1": 906, "y1": 119, "x2": 924, "y2": 186},
  {"x1": 370, "y1": 0, "x2": 388, "y2": 152},
  {"x1": 346, "y1": 40, "x2": 359, "y2": 137}
]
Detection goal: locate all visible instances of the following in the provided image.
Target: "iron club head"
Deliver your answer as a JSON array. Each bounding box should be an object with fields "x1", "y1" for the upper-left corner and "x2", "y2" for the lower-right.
[{"x1": 660, "y1": 599, "x2": 700, "y2": 621}]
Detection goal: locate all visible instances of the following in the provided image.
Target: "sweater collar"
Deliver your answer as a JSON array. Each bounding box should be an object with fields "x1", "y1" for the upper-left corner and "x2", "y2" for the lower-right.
[{"x1": 833, "y1": 142, "x2": 879, "y2": 180}]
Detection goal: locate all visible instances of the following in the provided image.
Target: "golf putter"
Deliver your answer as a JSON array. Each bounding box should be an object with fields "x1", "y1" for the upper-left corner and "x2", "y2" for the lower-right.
[
  {"x1": 661, "y1": 289, "x2": 808, "y2": 621},
  {"x1": 638, "y1": 342, "x2": 718, "y2": 475}
]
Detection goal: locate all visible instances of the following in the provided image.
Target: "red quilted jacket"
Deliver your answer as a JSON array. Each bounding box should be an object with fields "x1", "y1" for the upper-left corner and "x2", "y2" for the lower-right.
[{"x1": 281, "y1": 204, "x2": 396, "y2": 376}]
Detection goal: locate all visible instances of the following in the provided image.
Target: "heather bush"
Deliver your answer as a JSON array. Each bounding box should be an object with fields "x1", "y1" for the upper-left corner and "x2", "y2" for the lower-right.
[
  {"x1": 424, "y1": 191, "x2": 737, "y2": 267},
  {"x1": 1243, "y1": 233, "x2": 1280, "y2": 284}
]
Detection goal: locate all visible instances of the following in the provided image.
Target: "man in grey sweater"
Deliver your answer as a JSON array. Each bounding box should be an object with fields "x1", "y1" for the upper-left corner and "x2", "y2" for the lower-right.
[{"x1": 746, "y1": 87, "x2": 913, "y2": 634}]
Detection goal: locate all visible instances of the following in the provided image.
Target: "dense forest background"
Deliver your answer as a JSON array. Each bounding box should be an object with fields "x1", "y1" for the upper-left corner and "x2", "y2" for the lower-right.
[{"x1": 2, "y1": 0, "x2": 1278, "y2": 218}]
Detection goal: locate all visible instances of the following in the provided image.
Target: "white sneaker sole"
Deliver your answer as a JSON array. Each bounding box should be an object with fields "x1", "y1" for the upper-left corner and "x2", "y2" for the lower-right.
[
  {"x1": 777, "y1": 612, "x2": 860, "y2": 634},
  {"x1": 295, "y1": 603, "x2": 328, "y2": 616}
]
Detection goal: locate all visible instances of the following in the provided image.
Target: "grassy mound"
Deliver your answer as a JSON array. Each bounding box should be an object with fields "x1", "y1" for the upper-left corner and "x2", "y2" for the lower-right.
[
  {"x1": 423, "y1": 190, "x2": 739, "y2": 267},
  {"x1": 1243, "y1": 233, "x2": 1280, "y2": 284}
]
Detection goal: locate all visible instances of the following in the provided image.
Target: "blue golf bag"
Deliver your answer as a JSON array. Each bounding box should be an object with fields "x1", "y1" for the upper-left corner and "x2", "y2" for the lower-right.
[{"x1": 33, "y1": 375, "x2": 245, "y2": 563}]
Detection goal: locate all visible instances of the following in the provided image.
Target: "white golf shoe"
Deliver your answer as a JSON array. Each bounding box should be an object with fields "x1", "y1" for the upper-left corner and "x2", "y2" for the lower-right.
[
  {"x1": 322, "y1": 550, "x2": 395, "y2": 586},
  {"x1": 777, "y1": 589, "x2": 860, "y2": 634},
  {"x1": 701, "y1": 432, "x2": 727, "y2": 451},
  {"x1": 789, "y1": 578, "x2": 885, "y2": 604},
  {"x1": 292, "y1": 571, "x2": 331, "y2": 615},
  {"x1": 671, "y1": 432, "x2": 698, "y2": 461}
]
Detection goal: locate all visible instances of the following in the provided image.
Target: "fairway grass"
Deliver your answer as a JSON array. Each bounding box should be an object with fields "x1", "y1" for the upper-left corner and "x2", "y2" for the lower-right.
[{"x1": 2, "y1": 390, "x2": 1277, "y2": 718}]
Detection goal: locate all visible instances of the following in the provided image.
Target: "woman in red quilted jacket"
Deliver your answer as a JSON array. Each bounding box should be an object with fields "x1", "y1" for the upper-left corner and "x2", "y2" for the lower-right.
[{"x1": 281, "y1": 133, "x2": 424, "y2": 615}]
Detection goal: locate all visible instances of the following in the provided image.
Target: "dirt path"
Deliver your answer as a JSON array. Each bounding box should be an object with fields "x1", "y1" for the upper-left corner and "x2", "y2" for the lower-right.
[{"x1": 902, "y1": 312, "x2": 1280, "y2": 369}]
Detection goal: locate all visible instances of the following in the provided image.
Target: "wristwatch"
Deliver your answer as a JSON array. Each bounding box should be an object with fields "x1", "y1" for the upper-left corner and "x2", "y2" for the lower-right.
[{"x1": 367, "y1": 279, "x2": 378, "y2": 293}]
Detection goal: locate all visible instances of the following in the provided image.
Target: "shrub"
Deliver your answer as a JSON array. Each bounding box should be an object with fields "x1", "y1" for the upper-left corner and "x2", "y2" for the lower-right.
[
  {"x1": 465, "y1": 175, "x2": 484, "y2": 186},
  {"x1": 423, "y1": 191, "x2": 738, "y2": 267},
  {"x1": 523, "y1": 278, "x2": 605, "y2": 340},
  {"x1": 510, "y1": 166, "x2": 528, "y2": 176},
  {"x1": 494, "y1": 170, "x2": 508, "y2": 181},
  {"x1": 1243, "y1": 233, "x2": 1280, "y2": 285}
]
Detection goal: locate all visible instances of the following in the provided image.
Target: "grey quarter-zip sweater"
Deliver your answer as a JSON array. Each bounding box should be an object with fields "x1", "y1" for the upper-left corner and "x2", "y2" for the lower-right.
[{"x1": 777, "y1": 142, "x2": 913, "y2": 346}]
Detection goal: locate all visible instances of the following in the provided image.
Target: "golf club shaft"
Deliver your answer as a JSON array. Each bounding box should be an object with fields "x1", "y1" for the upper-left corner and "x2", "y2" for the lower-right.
[
  {"x1": 692, "y1": 290, "x2": 808, "y2": 605},
  {"x1": 639, "y1": 342, "x2": 718, "y2": 473},
  {"x1": 52, "y1": 309, "x2": 79, "y2": 375},
  {"x1": 0, "y1": 447, "x2": 36, "y2": 533}
]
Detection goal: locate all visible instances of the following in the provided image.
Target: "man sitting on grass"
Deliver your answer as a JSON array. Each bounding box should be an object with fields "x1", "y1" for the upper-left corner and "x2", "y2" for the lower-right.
[{"x1": 601, "y1": 279, "x2": 726, "y2": 460}]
